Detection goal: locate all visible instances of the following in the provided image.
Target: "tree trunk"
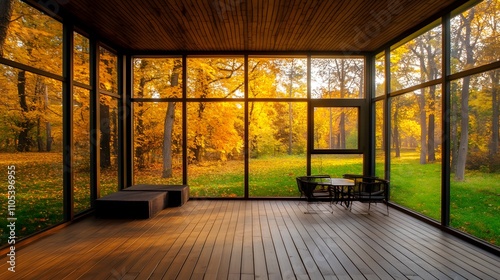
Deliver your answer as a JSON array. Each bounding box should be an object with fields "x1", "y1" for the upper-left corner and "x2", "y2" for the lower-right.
[
  {"x1": 134, "y1": 60, "x2": 148, "y2": 169},
  {"x1": 393, "y1": 107, "x2": 401, "y2": 158},
  {"x1": 162, "y1": 102, "x2": 175, "y2": 178},
  {"x1": 490, "y1": 70, "x2": 499, "y2": 156},
  {"x1": 339, "y1": 111, "x2": 346, "y2": 149},
  {"x1": 455, "y1": 76, "x2": 470, "y2": 181},
  {"x1": 44, "y1": 84, "x2": 52, "y2": 151},
  {"x1": 427, "y1": 114, "x2": 435, "y2": 162},
  {"x1": 0, "y1": 0, "x2": 13, "y2": 57},
  {"x1": 17, "y1": 70, "x2": 33, "y2": 152},
  {"x1": 418, "y1": 89, "x2": 427, "y2": 164},
  {"x1": 162, "y1": 60, "x2": 181, "y2": 178},
  {"x1": 451, "y1": 82, "x2": 459, "y2": 172},
  {"x1": 427, "y1": 86, "x2": 436, "y2": 162},
  {"x1": 100, "y1": 102, "x2": 111, "y2": 168},
  {"x1": 455, "y1": 11, "x2": 475, "y2": 181}
]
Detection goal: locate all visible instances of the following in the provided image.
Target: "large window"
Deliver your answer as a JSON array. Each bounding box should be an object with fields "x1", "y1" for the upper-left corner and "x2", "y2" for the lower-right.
[
  {"x1": 390, "y1": 86, "x2": 442, "y2": 221},
  {"x1": 0, "y1": 67, "x2": 64, "y2": 242},
  {"x1": 313, "y1": 107, "x2": 359, "y2": 150},
  {"x1": 73, "y1": 86, "x2": 91, "y2": 213},
  {"x1": 378, "y1": 0, "x2": 500, "y2": 247},
  {"x1": 375, "y1": 52, "x2": 385, "y2": 98},
  {"x1": 311, "y1": 58, "x2": 364, "y2": 99},
  {"x1": 249, "y1": 57, "x2": 307, "y2": 98},
  {"x1": 449, "y1": 0, "x2": 500, "y2": 246},
  {"x1": 99, "y1": 47, "x2": 120, "y2": 197},
  {"x1": 132, "y1": 57, "x2": 183, "y2": 185},
  {"x1": 0, "y1": 0, "x2": 64, "y2": 246},
  {"x1": 2, "y1": 0, "x2": 62, "y2": 75},
  {"x1": 247, "y1": 57, "x2": 308, "y2": 197},
  {"x1": 248, "y1": 102, "x2": 307, "y2": 197},
  {"x1": 450, "y1": 71, "x2": 500, "y2": 245},
  {"x1": 390, "y1": 24, "x2": 442, "y2": 92},
  {"x1": 451, "y1": 0, "x2": 500, "y2": 73},
  {"x1": 375, "y1": 101, "x2": 385, "y2": 178},
  {"x1": 188, "y1": 57, "x2": 244, "y2": 98},
  {"x1": 73, "y1": 32, "x2": 91, "y2": 213},
  {"x1": 186, "y1": 57, "x2": 245, "y2": 197}
]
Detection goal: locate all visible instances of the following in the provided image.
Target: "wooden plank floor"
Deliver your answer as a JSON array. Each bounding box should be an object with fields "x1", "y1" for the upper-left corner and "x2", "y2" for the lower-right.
[{"x1": 1, "y1": 200, "x2": 499, "y2": 280}]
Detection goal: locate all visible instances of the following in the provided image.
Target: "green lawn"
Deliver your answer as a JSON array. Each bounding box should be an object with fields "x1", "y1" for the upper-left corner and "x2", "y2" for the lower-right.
[{"x1": 0, "y1": 152, "x2": 498, "y2": 247}]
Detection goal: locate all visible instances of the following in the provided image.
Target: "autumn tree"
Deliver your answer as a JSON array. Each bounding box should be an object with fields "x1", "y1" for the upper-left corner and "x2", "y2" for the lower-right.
[
  {"x1": 187, "y1": 58, "x2": 244, "y2": 163},
  {"x1": 410, "y1": 29, "x2": 441, "y2": 164},
  {"x1": 0, "y1": 0, "x2": 62, "y2": 152},
  {"x1": 0, "y1": 0, "x2": 12, "y2": 57},
  {"x1": 311, "y1": 58, "x2": 363, "y2": 149}
]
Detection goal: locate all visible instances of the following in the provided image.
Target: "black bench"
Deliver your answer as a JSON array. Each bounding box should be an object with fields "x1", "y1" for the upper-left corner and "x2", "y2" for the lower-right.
[
  {"x1": 123, "y1": 184, "x2": 189, "y2": 207},
  {"x1": 95, "y1": 191, "x2": 166, "y2": 219}
]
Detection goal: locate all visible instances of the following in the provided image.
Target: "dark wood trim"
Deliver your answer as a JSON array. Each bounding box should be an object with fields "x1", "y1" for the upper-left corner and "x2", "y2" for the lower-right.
[
  {"x1": 384, "y1": 48, "x2": 391, "y2": 182},
  {"x1": 244, "y1": 55, "x2": 249, "y2": 199},
  {"x1": 365, "y1": 54, "x2": 374, "y2": 176},
  {"x1": 89, "y1": 35, "x2": 100, "y2": 203},
  {"x1": 389, "y1": 79, "x2": 442, "y2": 97},
  {"x1": 127, "y1": 50, "x2": 373, "y2": 57},
  {"x1": 62, "y1": 19, "x2": 74, "y2": 221},
  {"x1": 182, "y1": 55, "x2": 188, "y2": 185},
  {"x1": 0, "y1": 57, "x2": 64, "y2": 81},
  {"x1": 117, "y1": 53, "x2": 125, "y2": 190},
  {"x1": 448, "y1": 60, "x2": 500, "y2": 82},
  {"x1": 306, "y1": 55, "x2": 312, "y2": 175},
  {"x1": 98, "y1": 90, "x2": 121, "y2": 99},
  {"x1": 124, "y1": 54, "x2": 133, "y2": 188},
  {"x1": 73, "y1": 81, "x2": 91, "y2": 90},
  {"x1": 441, "y1": 13, "x2": 451, "y2": 227}
]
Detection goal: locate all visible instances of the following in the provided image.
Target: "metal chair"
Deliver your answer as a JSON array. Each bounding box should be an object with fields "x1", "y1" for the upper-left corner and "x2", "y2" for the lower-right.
[
  {"x1": 296, "y1": 175, "x2": 332, "y2": 214},
  {"x1": 353, "y1": 178, "x2": 390, "y2": 215}
]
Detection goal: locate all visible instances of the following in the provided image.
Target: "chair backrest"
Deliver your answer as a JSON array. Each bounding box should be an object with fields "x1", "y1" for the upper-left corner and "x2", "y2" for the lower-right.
[
  {"x1": 343, "y1": 174, "x2": 378, "y2": 192},
  {"x1": 358, "y1": 178, "x2": 389, "y2": 200},
  {"x1": 296, "y1": 177, "x2": 321, "y2": 200}
]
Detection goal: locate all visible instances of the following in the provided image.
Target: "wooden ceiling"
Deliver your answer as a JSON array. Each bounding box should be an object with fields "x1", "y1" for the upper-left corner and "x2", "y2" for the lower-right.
[{"x1": 37, "y1": 0, "x2": 462, "y2": 53}]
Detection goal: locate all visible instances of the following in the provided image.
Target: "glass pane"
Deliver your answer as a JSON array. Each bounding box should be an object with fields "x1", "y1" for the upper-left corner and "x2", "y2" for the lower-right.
[
  {"x1": 133, "y1": 57, "x2": 183, "y2": 98},
  {"x1": 390, "y1": 85, "x2": 442, "y2": 221},
  {"x1": 248, "y1": 102, "x2": 307, "y2": 197},
  {"x1": 375, "y1": 53, "x2": 385, "y2": 97},
  {"x1": 74, "y1": 87, "x2": 91, "y2": 213},
  {"x1": 187, "y1": 57, "x2": 244, "y2": 98},
  {"x1": 249, "y1": 57, "x2": 307, "y2": 98},
  {"x1": 450, "y1": 70, "x2": 500, "y2": 246},
  {"x1": 311, "y1": 58, "x2": 364, "y2": 99},
  {"x1": 100, "y1": 95, "x2": 119, "y2": 197},
  {"x1": 390, "y1": 24, "x2": 442, "y2": 92},
  {"x1": 375, "y1": 101, "x2": 385, "y2": 178},
  {"x1": 314, "y1": 107, "x2": 358, "y2": 150},
  {"x1": 99, "y1": 47, "x2": 118, "y2": 93},
  {"x1": 74, "y1": 32, "x2": 90, "y2": 85},
  {"x1": 2, "y1": 0, "x2": 63, "y2": 75},
  {"x1": 0, "y1": 66, "x2": 63, "y2": 246},
  {"x1": 133, "y1": 102, "x2": 183, "y2": 184},
  {"x1": 187, "y1": 102, "x2": 244, "y2": 197},
  {"x1": 451, "y1": 0, "x2": 500, "y2": 74},
  {"x1": 311, "y1": 154, "x2": 363, "y2": 177}
]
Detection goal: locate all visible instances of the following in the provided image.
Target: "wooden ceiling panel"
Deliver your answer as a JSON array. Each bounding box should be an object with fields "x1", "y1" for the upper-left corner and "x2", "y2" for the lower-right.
[{"x1": 39, "y1": 0, "x2": 461, "y2": 52}]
